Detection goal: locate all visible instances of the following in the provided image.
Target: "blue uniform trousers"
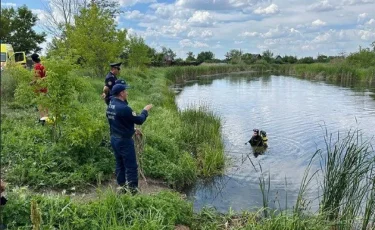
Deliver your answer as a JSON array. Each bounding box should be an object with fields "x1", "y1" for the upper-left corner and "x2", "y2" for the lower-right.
[{"x1": 110, "y1": 136, "x2": 138, "y2": 189}]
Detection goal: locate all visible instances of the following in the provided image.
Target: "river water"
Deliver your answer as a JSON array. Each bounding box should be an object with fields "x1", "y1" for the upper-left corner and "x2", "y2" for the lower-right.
[{"x1": 175, "y1": 73, "x2": 375, "y2": 213}]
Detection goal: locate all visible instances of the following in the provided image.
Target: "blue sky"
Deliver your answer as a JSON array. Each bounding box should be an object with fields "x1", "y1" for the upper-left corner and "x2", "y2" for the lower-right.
[{"x1": 1, "y1": 0, "x2": 375, "y2": 59}]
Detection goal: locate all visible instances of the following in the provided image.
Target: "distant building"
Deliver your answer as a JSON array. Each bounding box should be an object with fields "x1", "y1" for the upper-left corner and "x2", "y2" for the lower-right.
[
  {"x1": 252, "y1": 54, "x2": 262, "y2": 60},
  {"x1": 275, "y1": 55, "x2": 282, "y2": 62},
  {"x1": 164, "y1": 55, "x2": 174, "y2": 65}
]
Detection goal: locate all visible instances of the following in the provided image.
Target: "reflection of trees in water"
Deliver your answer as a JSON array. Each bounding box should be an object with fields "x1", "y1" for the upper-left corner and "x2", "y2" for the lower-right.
[{"x1": 187, "y1": 73, "x2": 273, "y2": 87}]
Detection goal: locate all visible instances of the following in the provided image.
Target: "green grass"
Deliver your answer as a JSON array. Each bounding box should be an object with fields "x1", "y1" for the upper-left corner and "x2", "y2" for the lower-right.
[
  {"x1": 2, "y1": 64, "x2": 375, "y2": 229},
  {"x1": 275, "y1": 63, "x2": 375, "y2": 85},
  {"x1": 1, "y1": 65, "x2": 225, "y2": 190},
  {"x1": 2, "y1": 188, "x2": 193, "y2": 229}
]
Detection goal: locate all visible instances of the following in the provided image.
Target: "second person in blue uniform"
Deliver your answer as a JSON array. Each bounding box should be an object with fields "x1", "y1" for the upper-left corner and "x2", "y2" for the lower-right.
[
  {"x1": 106, "y1": 83, "x2": 153, "y2": 193},
  {"x1": 102, "y1": 62, "x2": 122, "y2": 105}
]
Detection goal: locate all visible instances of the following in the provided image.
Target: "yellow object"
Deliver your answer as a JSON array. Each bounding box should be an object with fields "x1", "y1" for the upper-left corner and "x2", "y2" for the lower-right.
[
  {"x1": 40, "y1": 116, "x2": 56, "y2": 125},
  {"x1": 46, "y1": 116, "x2": 56, "y2": 125},
  {"x1": 1, "y1": 43, "x2": 27, "y2": 71}
]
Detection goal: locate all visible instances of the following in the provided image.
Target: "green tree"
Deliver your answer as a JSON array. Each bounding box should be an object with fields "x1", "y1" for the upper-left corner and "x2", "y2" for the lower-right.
[
  {"x1": 186, "y1": 51, "x2": 195, "y2": 61},
  {"x1": 197, "y1": 51, "x2": 214, "y2": 63},
  {"x1": 242, "y1": 53, "x2": 255, "y2": 64},
  {"x1": 162, "y1": 47, "x2": 176, "y2": 61},
  {"x1": 346, "y1": 48, "x2": 375, "y2": 68},
  {"x1": 0, "y1": 6, "x2": 46, "y2": 54},
  {"x1": 127, "y1": 35, "x2": 151, "y2": 69},
  {"x1": 281, "y1": 55, "x2": 298, "y2": 64},
  {"x1": 262, "y1": 49, "x2": 274, "y2": 63},
  {"x1": 317, "y1": 54, "x2": 329, "y2": 63},
  {"x1": 298, "y1": 56, "x2": 315, "y2": 64},
  {"x1": 65, "y1": 4, "x2": 127, "y2": 77},
  {"x1": 226, "y1": 49, "x2": 243, "y2": 64}
]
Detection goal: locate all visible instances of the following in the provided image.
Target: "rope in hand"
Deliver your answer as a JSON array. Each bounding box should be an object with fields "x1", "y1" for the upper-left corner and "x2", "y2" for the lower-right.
[{"x1": 134, "y1": 127, "x2": 147, "y2": 184}]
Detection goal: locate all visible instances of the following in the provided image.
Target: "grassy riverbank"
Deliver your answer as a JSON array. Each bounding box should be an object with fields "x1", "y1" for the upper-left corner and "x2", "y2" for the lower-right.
[
  {"x1": 275, "y1": 63, "x2": 375, "y2": 85},
  {"x1": 1, "y1": 64, "x2": 374, "y2": 229},
  {"x1": 0, "y1": 64, "x2": 225, "y2": 191}
]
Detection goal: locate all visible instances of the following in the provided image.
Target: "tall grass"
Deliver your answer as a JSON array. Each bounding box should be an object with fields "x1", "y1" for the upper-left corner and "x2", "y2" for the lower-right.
[
  {"x1": 318, "y1": 130, "x2": 375, "y2": 229},
  {"x1": 164, "y1": 64, "x2": 274, "y2": 83},
  {"x1": 251, "y1": 129, "x2": 375, "y2": 230},
  {"x1": 2, "y1": 188, "x2": 192, "y2": 229},
  {"x1": 276, "y1": 63, "x2": 375, "y2": 86},
  {"x1": 179, "y1": 106, "x2": 225, "y2": 177}
]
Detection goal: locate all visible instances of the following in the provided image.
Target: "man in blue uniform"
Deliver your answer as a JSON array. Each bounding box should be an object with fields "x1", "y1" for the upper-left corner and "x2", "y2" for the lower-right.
[
  {"x1": 102, "y1": 62, "x2": 122, "y2": 105},
  {"x1": 106, "y1": 83, "x2": 153, "y2": 193}
]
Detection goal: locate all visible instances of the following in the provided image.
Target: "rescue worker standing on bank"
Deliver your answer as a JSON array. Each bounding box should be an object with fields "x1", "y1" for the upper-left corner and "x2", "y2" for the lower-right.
[
  {"x1": 102, "y1": 62, "x2": 121, "y2": 105},
  {"x1": 106, "y1": 83, "x2": 153, "y2": 193}
]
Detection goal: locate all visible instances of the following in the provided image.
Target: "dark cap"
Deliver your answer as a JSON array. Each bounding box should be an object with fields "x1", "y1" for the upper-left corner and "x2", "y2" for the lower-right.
[
  {"x1": 111, "y1": 83, "x2": 130, "y2": 95},
  {"x1": 110, "y1": 62, "x2": 122, "y2": 68},
  {"x1": 253, "y1": 129, "x2": 259, "y2": 133}
]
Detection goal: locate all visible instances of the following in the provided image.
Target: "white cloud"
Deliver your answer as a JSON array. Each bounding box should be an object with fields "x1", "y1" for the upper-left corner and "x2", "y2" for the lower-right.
[
  {"x1": 188, "y1": 29, "x2": 213, "y2": 38},
  {"x1": 313, "y1": 32, "x2": 332, "y2": 43},
  {"x1": 1, "y1": 2, "x2": 16, "y2": 7},
  {"x1": 240, "y1": 31, "x2": 259, "y2": 37},
  {"x1": 124, "y1": 10, "x2": 144, "y2": 20},
  {"x1": 179, "y1": 39, "x2": 209, "y2": 48},
  {"x1": 366, "y1": 19, "x2": 375, "y2": 25},
  {"x1": 307, "y1": 0, "x2": 338, "y2": 12},
  {"x1": 357, "y1": 13, "x2": 369, "y2": 22},
  {"x1": 234, "y1": 40, "x2": 244, "y2": 44},
  {"x1": 187, "y1": 11, "x2": 215, "y2": 26},
  {"x1": 118, "y1": 0, "x2": 156, "y2": 7},
  {"x1": 312, "y1": 19, "x2": 327, "y2": 26},
  {"x1": 31, "y1": 9, "x2": 49, "y2": 24},
  {"x1": 175, "y1": 0, "x2": 263, "y2": 10},
  {"x1": 357, "y1": 30, "x2": 375, "y2": 40},
  {"x1": 301, "y1": 45, "x2": 316, "y2": 51},
  {"x1": 253, "y1": 4, "x2": 280, "y2": 15},
  {"x1": 343, "y1": 0, "x2": 375, "y2": 5}
]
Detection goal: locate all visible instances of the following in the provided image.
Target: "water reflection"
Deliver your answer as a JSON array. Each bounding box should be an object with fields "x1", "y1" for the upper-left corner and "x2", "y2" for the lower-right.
[{"x1": 176, "y1": 74, "x2": 375, "y2": 213}]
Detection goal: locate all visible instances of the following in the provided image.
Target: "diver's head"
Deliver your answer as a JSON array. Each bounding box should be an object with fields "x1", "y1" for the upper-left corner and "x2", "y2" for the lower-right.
[{"x1": 253, "y1": 129, "x2": 259, "y2": 135}]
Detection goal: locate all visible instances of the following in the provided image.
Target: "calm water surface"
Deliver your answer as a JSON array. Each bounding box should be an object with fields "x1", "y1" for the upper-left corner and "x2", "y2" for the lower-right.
[{"x1": 175, "y1": 74, "x2": 375, "y2": 213}]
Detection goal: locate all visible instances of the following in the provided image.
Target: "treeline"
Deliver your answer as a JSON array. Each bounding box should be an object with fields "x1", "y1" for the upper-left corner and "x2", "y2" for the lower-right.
[{"x1": 2, "y1": 2, "x2": 375, "y2": 77}]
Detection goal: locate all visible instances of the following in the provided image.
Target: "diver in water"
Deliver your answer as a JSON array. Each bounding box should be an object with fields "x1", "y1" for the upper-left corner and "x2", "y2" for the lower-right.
[
  {"x1": 245, "y1": 129, "x2": 268, "y2": 158},
  {"x1": 246, "y1": 129, "x2": 268, "y2": 147}
]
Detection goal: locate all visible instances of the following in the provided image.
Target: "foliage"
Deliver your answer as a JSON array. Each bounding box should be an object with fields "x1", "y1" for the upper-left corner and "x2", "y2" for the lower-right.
[
  {"x1": 319, "y1": 130, "x2": 375, "y2": 227},
  {"x1": 2, "y1": 189, "x2": 192, "y2": 229},
  {"x1": 186, "y1": 51, "x2": 196, "y2": 62},
  {"x1": 179, "y1": 107, "x2": 225, "y2": 177},
  {"x1": 197, "y1": 51, "x2": 215, "y2": 63},
  {"x1": 126, "y1": 35, "x2": 151, "y2": 69},
  {"x1": 0, "y1": 6, "x2": 46, "y2": 54},
  {"x1": 0, "y1": 64, "x2": 33, "y2": 101},
  {"x1": 2, "y1": 63, "x2": 113, "y2": 188},
  {"x1": 282, "y1": 55, "x2": 298, "y2": 64},
  {"x1": 64, "y1": 4, "x2": 127, "y2": 76},
  {"x1": 242, "y1": 53, "x2": 257, "y2": 64},
  {"x1": 298, "y1": 57, "x2": 315, "y2": 64},
  {"x1": 345, "y1": 47, "x2": 375, "y2": 68},
  {"x1": 316, "y1": 55, "x2": 329, "y2": 63},
  {"x1": 225, "y1": 49, "x2": 243, "y2": 64},
  {"x1": 262, "y1": 50, "x2": 274, "y2": 63}
]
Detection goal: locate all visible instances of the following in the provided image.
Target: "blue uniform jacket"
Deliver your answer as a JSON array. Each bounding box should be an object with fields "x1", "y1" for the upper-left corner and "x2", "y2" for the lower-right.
[
  {"x1": 105, "y1": 72, "x2": 117, "y2": 99},
  {"x1": 106, "y1": 98, "x2": 148, "y2": 138}
]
